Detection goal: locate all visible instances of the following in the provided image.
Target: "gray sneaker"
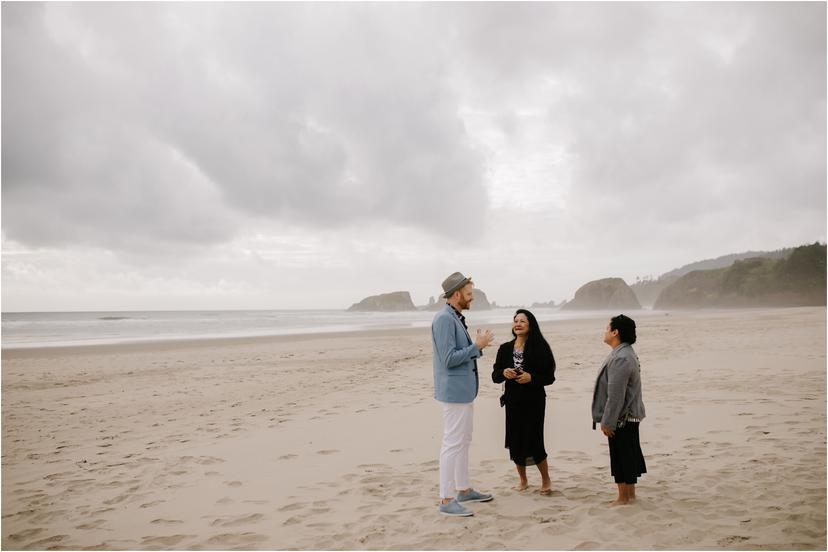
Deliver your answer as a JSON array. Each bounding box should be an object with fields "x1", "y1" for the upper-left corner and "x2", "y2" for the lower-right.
[
  {"x1": 456, "y1": 489, "x2": 494, "y2": 503},
  {"x1": 439, "y1": 499, "x2": 473, "y2": 517}
]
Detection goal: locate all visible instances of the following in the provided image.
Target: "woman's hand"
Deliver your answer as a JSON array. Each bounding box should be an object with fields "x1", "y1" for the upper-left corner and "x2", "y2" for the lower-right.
[
  {"x1": 601, "y1": 425, "x2": 615, "y2": 438},
  {"x1": 503, "y1": 368, "x2": 518, "y2": 380},
  {"x1": 517, "y1": 372, "x2": 532, "y2": 384}
]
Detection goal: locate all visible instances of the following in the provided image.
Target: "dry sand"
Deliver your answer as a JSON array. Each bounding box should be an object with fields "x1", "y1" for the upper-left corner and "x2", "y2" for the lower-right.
[{"x1": 1, "y1": 307, "x2": 825, "y2": 550}]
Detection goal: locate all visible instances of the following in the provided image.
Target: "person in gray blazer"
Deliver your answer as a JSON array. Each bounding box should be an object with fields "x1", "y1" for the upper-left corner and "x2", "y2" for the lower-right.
[
  {"x1": 432, "y1": 272, "x2": 495, "y2": 516},
  {"x1": 591, "y1": 314, "x2": 646, "y2": 506}
]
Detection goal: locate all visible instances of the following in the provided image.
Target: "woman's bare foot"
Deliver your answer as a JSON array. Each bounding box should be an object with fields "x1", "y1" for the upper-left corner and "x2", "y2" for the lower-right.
[
  {"x1": 539, "y1": 481, "x2": 553, "y2": 495},
  {"x1": 609, "y1": 483, "x2": 634, "y2": 506},
  {"x1": 515, "y1": 481, "x2": 529, "y2": 491}
]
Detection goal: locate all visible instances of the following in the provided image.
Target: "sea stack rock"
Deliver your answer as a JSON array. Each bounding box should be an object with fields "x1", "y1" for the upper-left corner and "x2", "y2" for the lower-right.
[
  {"x1": 470, "y1": 288, "x2": 492, "y2": 310},
  {"x1": 347, "y1": 291, "x2": 418, "y2": 312},
  {"x1": 425, "y1": 288, "x2": 493, "y2": 311},
  {"x1": 562, "y1": 278, "x2": 641, "y2": 310}
]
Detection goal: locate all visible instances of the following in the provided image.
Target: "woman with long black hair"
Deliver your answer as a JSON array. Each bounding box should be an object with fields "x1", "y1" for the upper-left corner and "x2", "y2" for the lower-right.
[{"x1": 492, "y1": 309, "x2": 557, "y2": 494}]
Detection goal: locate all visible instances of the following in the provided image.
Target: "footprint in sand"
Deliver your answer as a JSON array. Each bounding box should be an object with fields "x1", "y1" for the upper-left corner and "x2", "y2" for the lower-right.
[
  {"x1": 359, "y1": 475, "x2": 386, "y2": 484},
  {"x1": 718, "y1": 536, "x2": 751, "y2": 546},
  {"x1": 278, "y1": 502, "x2": 305, "y2": 512},
  {"x1": 44, "y1": 472, "x2": 73, "y2": 481},
  {"x1": 283, "y1": 515, "x2": 302, "y2": 526},
  {"x1": 317, "y1": 449, "x2": 339, "y2": 455},
  {"x1": 180, "y1": 455, "x2": 225, "y2": 465},
  {"x1": 103, "y1": 486, "x2": 139, "y2": 505},
  {"x1": 90, "y1": 507, "x2": 116, "y2": 516},
  {"x1": 204, "y1": 532, "x2": 268, "y2": 546},
  {"x1": 75, "y1": 520, "x2": 107, "y2": 530},
  {"x1": 151, "y1": 518, "x2": 184, "y2": 525},
  {"x1": 23, "y1": 535, "x2": 69, "y2": 549},
  {"x1": 278, "y1": 454, "x2": 297, "y2": 460},
  {"x1": 7, "y1": 528, "x2": 45, "y2": 542},
  {"x1": 358, "y1": 463, "x2": 389, "y2": 469},
  {"x1": 209, "y1": 513, "x2": 265, "y2": 527},
  {"x1": 224, "y1": 481, "x2": 243, "y2": 487},
  {"x1": 310, "y1": 507, "x2": 331, "y2": 514},
  {"x1": 306, "y1": 521, "x2": 334, "y2": 529},
  {"x1": 140, "y1": 535, "x2": 192, "y2": 547}
]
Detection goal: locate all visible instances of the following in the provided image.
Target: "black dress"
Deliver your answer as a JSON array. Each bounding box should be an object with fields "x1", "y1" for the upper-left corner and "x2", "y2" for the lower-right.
[{"x1": 492, "y1": 340, "x2": 556, "y2": 466}]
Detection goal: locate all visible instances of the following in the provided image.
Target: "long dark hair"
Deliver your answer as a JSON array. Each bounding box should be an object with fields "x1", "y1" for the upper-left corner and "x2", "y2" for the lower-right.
[{"x1": 512, "y1": 309, "x2": 553, "y2": 361}]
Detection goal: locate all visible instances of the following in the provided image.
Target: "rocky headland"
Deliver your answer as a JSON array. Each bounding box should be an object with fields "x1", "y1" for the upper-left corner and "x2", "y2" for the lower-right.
[
  {"x1": 654, "y1": 243, "x2": 826, "y2": 309},
  {"x1": 630, "y1": 246, "x2": 796, "y2": 307}
]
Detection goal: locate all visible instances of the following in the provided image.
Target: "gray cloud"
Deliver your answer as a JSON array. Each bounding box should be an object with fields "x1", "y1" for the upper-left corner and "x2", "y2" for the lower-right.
[
  {"x1": 2, "y1": 2, "x2": 825, "y2": 310},
  {"x1": 446, "y1": 3, "x2": 825, "y2": 240},
  {"x1": 3, "y1": 3, "x2": 487, "y2": 252}
]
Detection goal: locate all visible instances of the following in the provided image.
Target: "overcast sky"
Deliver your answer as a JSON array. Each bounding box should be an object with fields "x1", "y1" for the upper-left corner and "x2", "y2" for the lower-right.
[{"x1": 2, "y1": 2, "x2": 826, "y2": 312}]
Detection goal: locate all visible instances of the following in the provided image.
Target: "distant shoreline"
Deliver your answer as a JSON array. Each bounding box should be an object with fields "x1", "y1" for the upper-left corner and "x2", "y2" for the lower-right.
[
  {"x1": 0, "y1": 325, "x2": 432, "y2": 358},
  {"x1": 0, "y1": 307, "x2": 605, "y2": 352},
  {"x1": 3, "y1": 305, "x2": 821, "y2": 356}
]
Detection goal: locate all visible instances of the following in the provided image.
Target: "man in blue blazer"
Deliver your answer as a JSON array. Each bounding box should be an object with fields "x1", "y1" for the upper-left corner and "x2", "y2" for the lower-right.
[{"x1": 432, "y1": 272, "x2": 495, "y2": 516}]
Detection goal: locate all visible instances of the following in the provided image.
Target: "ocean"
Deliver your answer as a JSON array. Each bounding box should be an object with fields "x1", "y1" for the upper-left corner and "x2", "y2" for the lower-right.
[{"x1": 1, "y1": 307, "x2": 610, "y2": 349}]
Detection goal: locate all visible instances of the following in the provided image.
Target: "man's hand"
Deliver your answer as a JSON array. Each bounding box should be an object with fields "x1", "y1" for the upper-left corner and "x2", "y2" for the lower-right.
[
  {"x1": 475, "y1": 329, "x2": 495, "y2": 350},
  {"x1": 601, "y1": 425, "x2": 615, "y2": 438},
  {"x1": 516, "y1": 372, "x2": 532, "y2": 384}
]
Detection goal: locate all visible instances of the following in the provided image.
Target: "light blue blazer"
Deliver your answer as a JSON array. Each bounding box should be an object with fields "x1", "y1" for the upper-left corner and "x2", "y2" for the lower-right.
[{"x1": 432, "y1": 304, "x2": 482, "y2": 403}]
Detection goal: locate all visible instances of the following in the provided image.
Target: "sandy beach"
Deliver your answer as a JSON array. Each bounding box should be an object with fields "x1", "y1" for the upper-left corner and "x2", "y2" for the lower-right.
[{"x1": 1, "y1": 307, "x2": 825, "y2": 550}]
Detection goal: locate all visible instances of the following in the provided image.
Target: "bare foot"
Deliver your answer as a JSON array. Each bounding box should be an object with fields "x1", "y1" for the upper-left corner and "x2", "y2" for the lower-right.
[
  {"x1": 539, "y1": 488, "x2": 553, "y2": 496},
  {"x1": 514, "y1": 482, "x2": 529, "y2": 491},
  {"x1": 609, "y1": 498, "x2": 631, "y2": 507}
]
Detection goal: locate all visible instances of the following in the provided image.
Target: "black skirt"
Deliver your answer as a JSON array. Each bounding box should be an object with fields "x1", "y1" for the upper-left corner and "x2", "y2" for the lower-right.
[
  {"x1": 504, "y1": 392, "x2": 547, "y2": 466},
  {"x1": 608, "y1": 421, "x2": 646, "y2": 484}
]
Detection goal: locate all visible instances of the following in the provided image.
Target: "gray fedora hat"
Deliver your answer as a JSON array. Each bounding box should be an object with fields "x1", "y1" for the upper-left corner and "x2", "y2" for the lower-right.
[{"x1": 441, "y1": 271, "x2": 472, "y2": 298}]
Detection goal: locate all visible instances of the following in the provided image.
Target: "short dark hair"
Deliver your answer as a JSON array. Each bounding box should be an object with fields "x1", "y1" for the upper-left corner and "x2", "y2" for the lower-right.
[{"x1": 610, "y1": 314, "x2": 637, "y2": 345}]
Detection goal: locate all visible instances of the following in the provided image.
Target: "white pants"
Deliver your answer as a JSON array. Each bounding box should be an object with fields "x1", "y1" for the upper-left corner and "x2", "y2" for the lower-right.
[{"x1": 439, "y1": 401, "x2": 474, "y2": 499}]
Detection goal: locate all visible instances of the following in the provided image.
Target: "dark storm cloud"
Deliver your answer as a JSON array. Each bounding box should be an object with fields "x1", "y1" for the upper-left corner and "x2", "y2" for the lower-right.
[{"x1": 2, "y1": 3, "x2": 486, "y2": 251}]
